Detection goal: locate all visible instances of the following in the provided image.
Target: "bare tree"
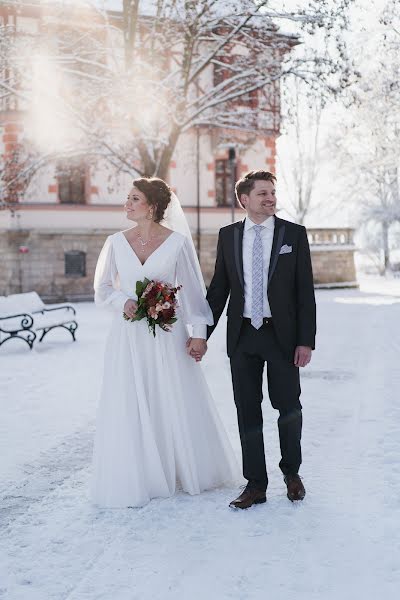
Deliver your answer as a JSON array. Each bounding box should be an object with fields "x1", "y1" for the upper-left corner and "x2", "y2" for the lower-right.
[
  {"x1": 328, "y1": 0, "x2": 400, "y2": 273},
  {"x1": 0, "y1": 0, "x2": 354, "y2": 208},
  {"x1": 276, "y1": 0, "x2": 359, "y2": 225},
  {"x1": 277, "y1": 77, "x2": 325, "y2": 224}
]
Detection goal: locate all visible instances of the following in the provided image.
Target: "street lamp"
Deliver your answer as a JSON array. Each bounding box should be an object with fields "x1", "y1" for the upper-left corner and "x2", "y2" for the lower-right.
[
  {"x1": 228, "y1": 146, "x2": 236, "y2": 223},
  {"x1": 18, "y1": 245, "x2": 29, "y2": 293}
]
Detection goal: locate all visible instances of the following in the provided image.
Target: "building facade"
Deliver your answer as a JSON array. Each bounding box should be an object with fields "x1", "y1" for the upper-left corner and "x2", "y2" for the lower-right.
[{"x1": 0, "y1": 1, "x2": 357, "y2": 300}]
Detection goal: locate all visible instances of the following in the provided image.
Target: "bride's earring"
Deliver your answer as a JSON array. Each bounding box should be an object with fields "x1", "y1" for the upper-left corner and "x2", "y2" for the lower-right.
[{"x1": 147, "y1": 207, "x2": 154, "y2": 221}]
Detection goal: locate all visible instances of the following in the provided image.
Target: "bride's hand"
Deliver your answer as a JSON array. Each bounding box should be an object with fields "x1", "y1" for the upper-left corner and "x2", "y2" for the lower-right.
[
  {"x1": 124, "y1": 299, "x2": 138, "y2": 319},
  {"x1": 186, "y1": 337, "x2": 207, "y2": 362}
]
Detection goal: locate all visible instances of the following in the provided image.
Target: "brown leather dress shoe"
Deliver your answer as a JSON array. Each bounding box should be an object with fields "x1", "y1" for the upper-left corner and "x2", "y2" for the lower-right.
[
  {"x1": 229, "y1": 486, "x2": 267, "y2": 509},
  {"x1": 284, "y1": 474, "x2": 306, "y2": 501}
]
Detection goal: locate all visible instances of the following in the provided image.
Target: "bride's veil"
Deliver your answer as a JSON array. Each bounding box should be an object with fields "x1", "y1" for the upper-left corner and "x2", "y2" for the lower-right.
[{"x1": 161, "y1": 192, "x2": 207, "y2": 294}]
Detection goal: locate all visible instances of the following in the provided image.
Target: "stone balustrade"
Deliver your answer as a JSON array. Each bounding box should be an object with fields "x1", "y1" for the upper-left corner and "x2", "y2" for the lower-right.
[{"x1": 307, "y1": 228, "x2": 354, "y2": 247}]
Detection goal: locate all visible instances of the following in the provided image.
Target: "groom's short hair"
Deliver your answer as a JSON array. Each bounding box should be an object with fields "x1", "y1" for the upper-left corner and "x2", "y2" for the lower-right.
[{"x1": 235, "y1": 170, "x2": 276, "y2": 208}]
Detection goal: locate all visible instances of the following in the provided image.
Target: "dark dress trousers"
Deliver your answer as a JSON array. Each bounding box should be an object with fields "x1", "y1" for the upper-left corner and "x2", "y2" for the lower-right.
[{"x1": 206, "y1": 216, "x2": 316, "y2": 491}]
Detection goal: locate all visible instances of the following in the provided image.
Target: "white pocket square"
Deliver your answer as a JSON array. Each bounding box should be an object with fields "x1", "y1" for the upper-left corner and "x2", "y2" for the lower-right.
[{"x1": 279, "y1": 244, "x2": 292, "y2": 255}]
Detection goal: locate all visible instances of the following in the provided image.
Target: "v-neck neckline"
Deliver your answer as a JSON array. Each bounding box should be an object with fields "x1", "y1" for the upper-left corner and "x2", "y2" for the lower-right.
[{"x1": 121, "y1": 229, "x2": 176, "y2": 267}]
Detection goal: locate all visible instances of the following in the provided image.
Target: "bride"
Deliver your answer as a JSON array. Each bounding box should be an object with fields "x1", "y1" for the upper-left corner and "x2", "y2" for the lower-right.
[{"x1": 91, "y1": 177, "x2": 238, "y2": 508}]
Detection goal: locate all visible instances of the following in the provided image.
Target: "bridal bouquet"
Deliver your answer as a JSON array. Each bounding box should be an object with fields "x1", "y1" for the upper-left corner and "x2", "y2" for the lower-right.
[{"x1": 123, "y1": 278, "x2": 182, "y2": 337}]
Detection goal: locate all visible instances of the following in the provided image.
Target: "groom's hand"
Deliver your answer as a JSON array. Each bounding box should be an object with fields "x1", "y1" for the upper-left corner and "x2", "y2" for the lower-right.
[
  {"x1": 186, "y1": 337, "x2": 207, "y2": 362},
  {"x1": 294, "y1": 345, "x2": 312, "y2": 368}
]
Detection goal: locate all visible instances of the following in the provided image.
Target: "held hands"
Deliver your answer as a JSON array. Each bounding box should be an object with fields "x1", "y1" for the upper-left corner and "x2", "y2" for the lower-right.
[
  {"x1": 294, "y1": 345, "x2": 312, "y2": 368},
  {"x1": 186, "y1": 339, "x2": 311, "y2": 365},
  {"x1": 186, "y1": 337, "x2": 207, "y2": 362},
  {"x1": 123, "y1": 299, "x2": 138, "y2": 319}
]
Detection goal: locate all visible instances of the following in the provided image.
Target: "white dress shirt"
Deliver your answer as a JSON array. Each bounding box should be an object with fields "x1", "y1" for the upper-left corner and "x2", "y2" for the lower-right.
[{"x1": 242, "y1": 215, "x2": 275, "y2": 319}]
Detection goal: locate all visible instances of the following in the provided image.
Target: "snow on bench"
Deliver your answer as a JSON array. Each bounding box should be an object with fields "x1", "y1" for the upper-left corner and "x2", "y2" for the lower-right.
[{"x1": 0, "y1": 292, "x2": 78, "y2": 350}]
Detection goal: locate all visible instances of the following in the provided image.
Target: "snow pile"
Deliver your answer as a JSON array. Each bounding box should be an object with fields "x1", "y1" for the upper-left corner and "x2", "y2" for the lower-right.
[{"x1": 0, "y1": 280, "x2": 397, "y2": 599}]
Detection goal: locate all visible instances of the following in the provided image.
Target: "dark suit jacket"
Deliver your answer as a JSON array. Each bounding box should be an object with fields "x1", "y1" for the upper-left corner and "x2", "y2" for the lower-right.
[{"x1": 206, "y1": 216, "x2": 316, "y2": 359}]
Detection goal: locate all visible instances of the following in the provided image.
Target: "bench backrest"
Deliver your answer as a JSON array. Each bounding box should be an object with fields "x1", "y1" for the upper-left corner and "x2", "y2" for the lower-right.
[
  {"x1": 0, "y1": 297, "x2": 17, "y2": 318},
  {"x1": 0, "y1": 292, "x2": 45, "y2": 317}
]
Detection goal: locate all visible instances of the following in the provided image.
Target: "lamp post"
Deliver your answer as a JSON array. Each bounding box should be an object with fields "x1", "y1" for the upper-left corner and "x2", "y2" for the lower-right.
[
  {"x1": 228, "y1": 146, "x2": 236, "y2": 223},
  {"x1": 18, "y1": 245, "x2": 29, "y2": 293}
]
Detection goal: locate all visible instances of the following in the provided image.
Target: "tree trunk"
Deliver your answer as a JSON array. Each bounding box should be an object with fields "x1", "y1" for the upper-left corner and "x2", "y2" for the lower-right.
[
  {"x1": 123, "y1": 0, "x2": 140, "y2": 69},
  {"x1": 382, "y1": 221, "x2": 390, "y2": 274},
  {"x1": 155, "y1": 146, "x2": 175, "y2": 181}
]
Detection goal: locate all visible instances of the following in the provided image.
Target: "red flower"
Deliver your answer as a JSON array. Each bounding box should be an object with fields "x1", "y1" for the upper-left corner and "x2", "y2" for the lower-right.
[
  {"x1": 146, "y1": 288, "x2": 158, "y2": 300},
  {"x1": 162, "y1": 307, "x2": 174, "y2": 321}
]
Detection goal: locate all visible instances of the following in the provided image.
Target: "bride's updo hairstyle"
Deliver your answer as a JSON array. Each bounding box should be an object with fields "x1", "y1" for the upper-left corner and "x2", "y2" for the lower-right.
[{"x1": 132, "y1": 177, "x2": 172, "y2": 223}]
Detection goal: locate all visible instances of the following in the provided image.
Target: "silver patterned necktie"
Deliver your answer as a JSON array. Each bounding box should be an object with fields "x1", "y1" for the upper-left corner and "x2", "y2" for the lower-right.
[{"x1": 251, "y1": 224, "x2": 264, "y2": 330}]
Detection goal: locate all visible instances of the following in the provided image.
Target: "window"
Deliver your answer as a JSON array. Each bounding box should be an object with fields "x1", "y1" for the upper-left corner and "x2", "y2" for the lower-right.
[
  {"x1": 215, "y1": 159, "x2": 237, "y2": 207},
  {"x1": 57, "y1": 162, "x2": 86, "y2": 204},
  {"x1": 65, "y1": 251, "x2": 86, "y2": 277}
]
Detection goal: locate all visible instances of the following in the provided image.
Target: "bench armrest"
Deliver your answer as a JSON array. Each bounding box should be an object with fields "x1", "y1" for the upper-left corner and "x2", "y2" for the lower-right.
[{"x1": 0, "y1": 313, "x2": 34, "y2": 331}]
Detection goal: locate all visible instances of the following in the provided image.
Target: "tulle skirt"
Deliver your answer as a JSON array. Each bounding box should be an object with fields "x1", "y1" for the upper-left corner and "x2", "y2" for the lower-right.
[{"x1": 90, "y1": 316, "x2": 238, "y2": 508}]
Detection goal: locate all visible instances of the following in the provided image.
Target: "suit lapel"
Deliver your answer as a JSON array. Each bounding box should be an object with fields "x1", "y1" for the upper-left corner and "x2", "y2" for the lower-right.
[
  {"x1": 268, "y1": 216, "x2": 286, "y2": 286},
  {"x1": 233, "y1": 220, "x2": 245, "y2": 289}
]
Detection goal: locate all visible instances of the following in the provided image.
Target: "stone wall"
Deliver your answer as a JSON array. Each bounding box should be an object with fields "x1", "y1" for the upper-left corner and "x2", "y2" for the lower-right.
[
  {"x1": 310, "y1": 249, "x2": 357, "y2": 285},
  {"x1": 307, "y1": 228, "x2": 357, "y2": 286},
  {"x1": 0, "y1": 229, "x2": 111, "y2": 301},
  {"x1": 0, "y1": 227, "x2": 357, "y2": 302},
  {"x1": 197, "y1": 233, "x2": 219, "y2": 286}
]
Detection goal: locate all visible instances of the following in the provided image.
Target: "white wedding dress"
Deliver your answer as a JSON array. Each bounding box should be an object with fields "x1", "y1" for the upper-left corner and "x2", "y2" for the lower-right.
[{"x1": 91, "y1": 230, "x2": 238, "y2": 508}]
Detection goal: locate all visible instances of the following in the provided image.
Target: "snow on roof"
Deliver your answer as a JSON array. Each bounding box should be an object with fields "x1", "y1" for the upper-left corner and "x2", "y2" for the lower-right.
[
  {"x1": 91, "y1": 1, "x2": 296, "y2": 41},
  {"x1": 93, "y1": 1, "x2": 156, "y2": 14},
  {"x1": 95, "y1": 1, "x2": 292, "y2": 36},
  {"x1": 33, "y1": 1, "x2": 292, "y2": 31},
  {"x1": 39, "y1": 1, "x2": 294, "y2": 37},
  {"x1": 92, "y1": 1, "x2": 259, "y2": 18},
  {"x1": 34, "y1": 1, "x2": 158, "y2": 16}
]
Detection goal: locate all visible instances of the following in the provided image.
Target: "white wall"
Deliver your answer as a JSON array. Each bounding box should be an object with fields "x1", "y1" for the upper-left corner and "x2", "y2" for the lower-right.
[
  {"x1": 1, "y1": 207, "x2": 128, "y2": 231},
  {"x1": 0, "y1": 204, "x2": 245, "y2": 234},
  {"x1": 24, "y1": 164, "x2": 56, "y2": 203},
  {"x1": 170, "y1": 130, "x2": 215, "y2": 208}
]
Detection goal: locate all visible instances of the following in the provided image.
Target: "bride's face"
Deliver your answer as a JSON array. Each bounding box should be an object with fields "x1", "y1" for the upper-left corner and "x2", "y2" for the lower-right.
[{"x1": 124, "y1": 186, "x2": 150, "y2": 222}]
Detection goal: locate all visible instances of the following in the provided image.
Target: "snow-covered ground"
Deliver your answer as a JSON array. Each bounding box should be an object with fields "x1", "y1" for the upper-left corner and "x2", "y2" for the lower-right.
[{"x1": 0, "y1": 277, "x2": 398, "y2": 600}]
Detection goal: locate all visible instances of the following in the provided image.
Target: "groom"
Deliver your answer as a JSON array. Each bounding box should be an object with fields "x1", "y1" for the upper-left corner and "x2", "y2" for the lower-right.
[{"x1": 191, "y1": 170, "x2": 316, "y2": 508}]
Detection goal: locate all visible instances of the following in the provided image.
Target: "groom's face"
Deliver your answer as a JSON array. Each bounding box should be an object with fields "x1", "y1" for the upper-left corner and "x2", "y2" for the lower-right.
[{"x1": 241, "y1": 179, "x2": 276, "y2": 220}]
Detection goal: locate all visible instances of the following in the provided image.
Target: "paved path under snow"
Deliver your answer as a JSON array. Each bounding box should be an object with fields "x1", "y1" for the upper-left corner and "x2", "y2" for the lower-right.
[{"x1": 0, "y1": 280, "x2": 398, "y2": 599}]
